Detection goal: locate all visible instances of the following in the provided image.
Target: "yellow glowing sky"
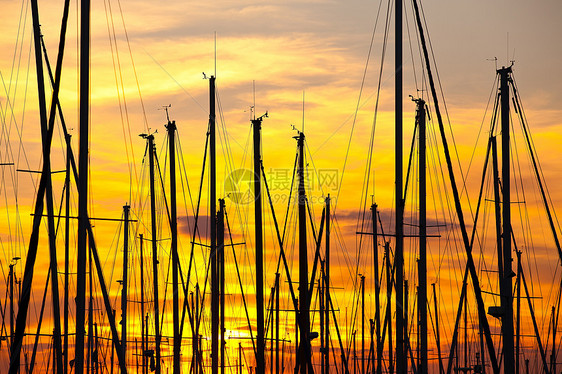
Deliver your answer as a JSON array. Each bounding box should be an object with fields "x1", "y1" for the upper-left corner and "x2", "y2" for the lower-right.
[{"x1": 1, "y1": 0, "x2": 562, "y2": 372}]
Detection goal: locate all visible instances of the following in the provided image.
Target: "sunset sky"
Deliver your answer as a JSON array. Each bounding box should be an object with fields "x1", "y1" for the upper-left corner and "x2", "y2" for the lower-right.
[{"x1": 1, "y1": 0, "x2": 562, "y2": 372}]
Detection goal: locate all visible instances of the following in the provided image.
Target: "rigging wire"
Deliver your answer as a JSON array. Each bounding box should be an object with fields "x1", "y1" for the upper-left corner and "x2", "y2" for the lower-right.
[
  {"x1": 335, "y1": 0, "x2": 386, "y2": 225},
  {"x1": 354, "y1": 0, "x2": 391, "y2": 295}
]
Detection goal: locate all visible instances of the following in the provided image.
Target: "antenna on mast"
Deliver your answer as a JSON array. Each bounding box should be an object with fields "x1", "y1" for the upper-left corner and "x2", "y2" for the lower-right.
[
  {"x1": 506, "y1": 32, "x2": 509, "y2": 66},
  {"x1": 245, "y1": 106, "x2": 255, "y2": 121},
  {"x1": 302, "y1": 90, "x2": 305, "y2": 133},
  {"x1": 159, "y1": 104, "x2": 172, "y2": 122},
  {"x1": 504, "y1": 33, "x2": 516, "y2": 66},
  {"x1": 214, "y1": 31, "x2": 217, "y2": 77}
]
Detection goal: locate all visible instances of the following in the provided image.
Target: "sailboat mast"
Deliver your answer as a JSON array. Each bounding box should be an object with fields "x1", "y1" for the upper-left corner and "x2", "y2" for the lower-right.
[
  {"x1": 210, "y1": 75, "x2": 219, "y2": 374},
  {"x1": 325, "y1": 195, "x2": 330, "y2": 374},
  {"x1": 404, "y1": 280, "x2": 408, "y2": 374},
  {"x1": 87, "y1": 235, "x2": 94, "y2": 374},
  {"x1": 9, "y1": 263, "x2": 15, "y2": 347},
  {"x1": 147, "y1": 134, "x2": 161, "y2": 374},
  {"x1": 550, "y1": 300, "x2": 556, "y2": 374},
  {"x1": 252, "y1": 115, "x2": 266, "y2": 374},
  {"x1": 499, "y1": 65, "x2": 515, "y2": 373},
  {"x1": 516, "y1": 241, "x2": 522, "y2": 373},
  {"x1": 361, "y1": 275, "x2": 366, "y2": 374},
  {"x1": 190, "y1": 291, "x2": 196, "y2": 374},
  {"x1": 276, "y1": 272, "x2": 280, "y2": 374},
  {"x1": 96, "y1": 324, "x2": 101, "y2": 374},
  {"x1": 416, "y1": 98, "x2": 428, "y2": 374},
  {"x1": 297, "y1": 132, "x2": 310, "y2": 374},
  {"x1": 385, "y1": 242, "x2": 393, "y2": 374},
  {"x1": 75, "y1": 0, "x2": 90, "y2": 370},
  {"x1": 270, "y1": 285, "x2": 275, "y2": 374},
  {"x1": 195, "y1": 283, "x2": 201, "y2": 374},
  {"x1": 64, "y1": 134, "x2": 71, "y2": 374},
  {"x1": 122, "y1": 204, "x2": 130, "y2": 366},
  {"x1": 394, "y1": 0, "x2": 405, "y2": 369},
  {"x1": 218, "y1": 199, "x2": 226, "y2": 374},
  {"x1": 320, "y1": 266, "x2": 324, "y2": 373},
  {"x1": 167, "y1": 119, "x2": 181, "y2": 374},
  {"x1": 372, "y1": 204, "x2": 382, "y2": 374},
  {"x1": 140, "y1": 234, "x2": 146, "y2": 374}
]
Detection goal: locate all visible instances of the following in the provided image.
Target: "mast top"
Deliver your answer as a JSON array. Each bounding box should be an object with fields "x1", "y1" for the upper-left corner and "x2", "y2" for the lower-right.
[
  {"x1": 292, "y1": 129, "x2": 305, "y2": 144},
  {"x1": 139, "y1": 133, "x2": 155, "y2": 141},
  {"x1": 252, "y1": 112, "x2": 268, "y2": 125},
  {"x1": 165, "y1": 119, "x2": 177, "y2": 131},
  {"x1": 496, "y1": 62, "x2": 513, "y2": 74}
]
